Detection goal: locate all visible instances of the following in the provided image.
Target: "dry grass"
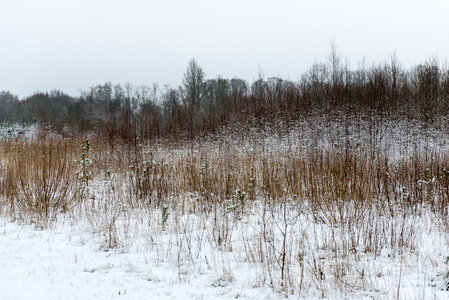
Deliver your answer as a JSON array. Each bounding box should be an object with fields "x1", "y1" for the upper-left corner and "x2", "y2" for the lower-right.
[
  {"x1": 2, "y1": 137, "x2": 82, "y2": 226},
  {"x1": 1, "y1": 116, "x2": 449, "y2": 297}
]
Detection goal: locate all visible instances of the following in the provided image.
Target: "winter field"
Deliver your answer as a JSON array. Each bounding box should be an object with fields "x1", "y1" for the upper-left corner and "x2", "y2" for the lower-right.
[{"x1": 2, "y1": 114, "x2": 449, "y2": 300}]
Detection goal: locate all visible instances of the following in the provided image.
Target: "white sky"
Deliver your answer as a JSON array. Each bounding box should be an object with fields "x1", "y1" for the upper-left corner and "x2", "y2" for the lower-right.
[{"x1": 1, "y1": 0, "x2": 448, "y2": 99}]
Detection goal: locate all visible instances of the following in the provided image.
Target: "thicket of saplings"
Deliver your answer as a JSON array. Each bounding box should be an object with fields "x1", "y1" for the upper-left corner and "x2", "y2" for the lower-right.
[{"x1": 1, "y1": 53, "x2": 449, "y2": 296}]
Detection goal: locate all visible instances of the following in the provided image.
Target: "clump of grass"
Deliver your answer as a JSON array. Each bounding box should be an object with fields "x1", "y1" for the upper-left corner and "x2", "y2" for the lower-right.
[{"x1": 3, "y1": 137, "x2": 82, "y2": 227}]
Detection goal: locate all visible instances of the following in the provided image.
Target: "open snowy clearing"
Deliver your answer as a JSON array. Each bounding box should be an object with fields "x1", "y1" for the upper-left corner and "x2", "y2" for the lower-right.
[
  {"x1": 0, "y1": 215, "x2": 266, "y2": 300},
  {"x1": 1, "y1": 206, "x2": 449, "y2": 300}
]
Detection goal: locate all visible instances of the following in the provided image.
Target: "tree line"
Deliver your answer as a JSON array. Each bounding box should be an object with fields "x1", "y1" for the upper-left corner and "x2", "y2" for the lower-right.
[{"x1": 1, "y1": 53, "x2": 449, "y2": 140}]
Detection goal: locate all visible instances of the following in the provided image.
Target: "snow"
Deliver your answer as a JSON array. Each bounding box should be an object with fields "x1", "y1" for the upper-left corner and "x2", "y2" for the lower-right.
[
  {"x1": 0, "y1": 123, "x2": 39, "y2": 140},
  {"x1": 0, "y1": 210, "x2": 276, "y2": 300},
  {"x1": 1, "y1": 206, "x2": 449, "y2": 299},
  {"x1": 2, "y1": 118, "x2": 449, "y2": 299}
]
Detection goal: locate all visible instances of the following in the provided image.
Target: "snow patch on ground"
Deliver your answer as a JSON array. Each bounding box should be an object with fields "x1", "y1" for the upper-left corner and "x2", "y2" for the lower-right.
[
  {"x1": 1, "y1": 208, "x2": 449, "y2": 299},
  {"x1": 0, "y1": 215, "x2": 270, "y2": 300}
]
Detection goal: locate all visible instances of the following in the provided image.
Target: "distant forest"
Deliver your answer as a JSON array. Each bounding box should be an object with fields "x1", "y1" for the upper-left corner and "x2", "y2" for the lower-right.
[{"x1": 1, "y1": 51, "x2": 449, "y2": 140}]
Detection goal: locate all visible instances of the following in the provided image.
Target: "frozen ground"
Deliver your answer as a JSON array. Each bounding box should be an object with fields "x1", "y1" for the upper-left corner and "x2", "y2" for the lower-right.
[
  {"x1": 0, "y1": 215, "x2": 268, "y2": 300},
  {"x1": 1, "y1": 207, "x2": 449, "y2": 300}
]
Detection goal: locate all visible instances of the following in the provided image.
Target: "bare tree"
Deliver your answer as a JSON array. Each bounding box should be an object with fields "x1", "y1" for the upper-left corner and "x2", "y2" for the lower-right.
[
  {"x1": 182, "y1": 58, "x2": 206, "y2": 134},
  {"x1": 0, "y1": 91, "x2": 19, "y2": 123},
  {"x1": 326, "y1": 38, "x2": 343, "y2": 100}
]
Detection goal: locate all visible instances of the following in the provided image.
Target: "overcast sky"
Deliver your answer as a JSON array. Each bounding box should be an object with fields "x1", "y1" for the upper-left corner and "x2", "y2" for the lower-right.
[{"x1": 1, "y1": 0, "x2": 448, "y2": 99}]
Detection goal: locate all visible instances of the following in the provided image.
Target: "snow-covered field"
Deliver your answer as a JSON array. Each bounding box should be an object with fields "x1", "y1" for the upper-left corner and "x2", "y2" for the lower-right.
[
  {"x1": 1, "y1": 205, "x2": 449, "y2": 300},
  {"x1": 0, "y1": 215, "x2": 263, "y2": 300},
  {"x1": 2, "y1": 118, "x2": 449, "y2": 299}
]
